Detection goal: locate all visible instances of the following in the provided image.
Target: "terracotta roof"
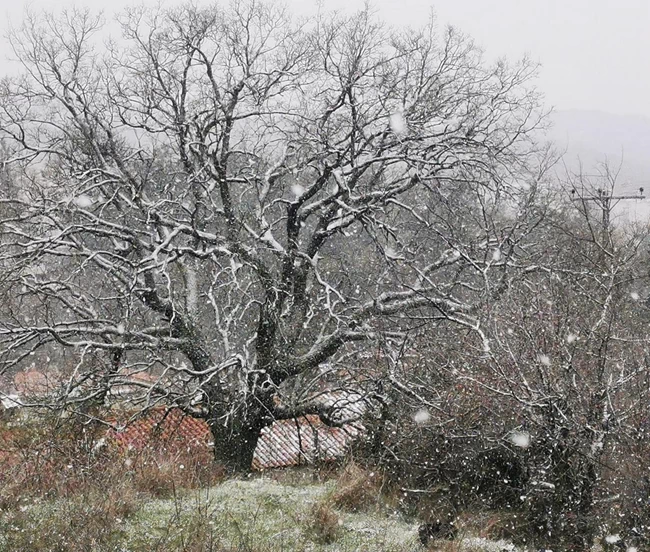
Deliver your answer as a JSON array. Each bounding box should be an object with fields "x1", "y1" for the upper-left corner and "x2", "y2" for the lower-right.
[
  {"x1": 252, "y1": 415, "x2": 361, "y2": 470},
  {"x1": 106, "y1": 408, "x2": 211, "y2": 451},
  {"x1": 13, "y1": 369, "x2": 61, "y2": 396},
  {"x1": 105, "y1": 408, "x2": 361, "y2": 470}
]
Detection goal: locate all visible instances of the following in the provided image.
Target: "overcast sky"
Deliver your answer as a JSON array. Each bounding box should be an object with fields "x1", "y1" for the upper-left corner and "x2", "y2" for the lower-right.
[{"x1": 2, "y1": 0, "x2": 650, "y2": 118}]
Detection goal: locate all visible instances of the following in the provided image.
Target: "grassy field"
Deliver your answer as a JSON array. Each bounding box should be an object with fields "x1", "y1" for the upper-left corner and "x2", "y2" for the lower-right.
[
  {"x1": 0, "y1": 416, "x2": 528, "y2": 551},
  {"x1": 0, "y1": 472, "x2": 415, "y2": 551},
  {"x1": 0, "y1": 466, "x2": 524, "y2": 552}
]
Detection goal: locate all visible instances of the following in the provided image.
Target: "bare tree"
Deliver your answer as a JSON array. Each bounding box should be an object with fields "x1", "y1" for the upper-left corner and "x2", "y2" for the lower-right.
[
  {"x1": 371, "y1": 170, "x2": 650, "y2": 550},
  {"x1": 481, "y1": 172, "x2": 650, "y2": 549},
  {"x1": 0, "y1": 3, "x2": 549, "y2": 471}
]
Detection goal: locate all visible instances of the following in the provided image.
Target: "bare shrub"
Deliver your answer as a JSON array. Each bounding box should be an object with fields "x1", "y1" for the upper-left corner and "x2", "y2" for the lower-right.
[
  {"x1": 328, "y1": 461, "x2": 382, "y2": 512},
  {"x1": 308, "y1": 501, "x2": 341, "y2": 544},
  {"x1": 125, "y1": 446, "x2": 225, "y2": 499},
  {"x1": 465, "y1": 511, "x2": 529, "y2": 541},
  {"x1": 0, "y1": 484, "x2": 140, "y2": 551},
  {"x1": 0, "y1": 412, "x2": 115, "y2": 500}
]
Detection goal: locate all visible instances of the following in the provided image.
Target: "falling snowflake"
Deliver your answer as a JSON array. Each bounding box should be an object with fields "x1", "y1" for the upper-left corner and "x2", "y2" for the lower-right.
[
  {"x1": 605, "y1": 535, "x2": 621, "y2": 545},
  {"x1": 492, "y1": 249, "x2": 502, "y2": 262},
  {"x1": 73, "y1": 194, "x2": 94, "y2": 208},
  {"x1": 389, "y1": 112, "x2": 407, "y2": 135},
  {"x1": 567, "y1": 333, "x2": 578, "y2": 344},
  {"x1": 413, "y1": 409, "x2": 430, "y2": 425},
  {"x1": 537, "y1": 354, "x2": 551, "y2": 366},
  {"x1": 509, "y1": 431, "x2": 531, "y2": 449},
  {"x1": 291, "y1": 184, "x2": 305, "y2": 198},
  {"x1": 630, "y1": 291, "x2": 640, "y2": 301}
]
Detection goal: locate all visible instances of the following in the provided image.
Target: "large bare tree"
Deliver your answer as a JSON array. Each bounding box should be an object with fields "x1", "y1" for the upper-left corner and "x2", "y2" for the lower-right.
[{"x1": 0, "y1": 3, "x2": 549, "y2": 470}]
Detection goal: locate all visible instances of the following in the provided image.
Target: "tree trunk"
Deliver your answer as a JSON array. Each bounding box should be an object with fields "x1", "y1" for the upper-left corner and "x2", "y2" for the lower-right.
[
  {"x1": 208, "y1": 413, "x2": 267, "y2": 473},
  {"x1": 206, "y1": 397, "x2": 273, "y2": 473},
  {"x1": 201, "y1": 379, "x2": 277, "y2": 473}
]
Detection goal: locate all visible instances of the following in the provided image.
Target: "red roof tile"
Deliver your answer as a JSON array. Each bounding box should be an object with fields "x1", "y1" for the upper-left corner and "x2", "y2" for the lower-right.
[
  {"x1": 252, "y1": 415, "x2": 361, "y2": 470},
  {"x1": 13, "y1": 369, "x2": 61, "y2": 396},
  {"x1": 105, "y1": 408, "x2": 361, "y2": 470},
  {"x1": 106, "y1": 408, "x2": 211, "y2": 451}
]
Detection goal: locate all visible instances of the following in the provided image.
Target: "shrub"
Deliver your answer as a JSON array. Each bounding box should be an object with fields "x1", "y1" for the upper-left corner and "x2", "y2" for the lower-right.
[
  {"x1": 130, "y1": 493, "x2": 226, "y2": 552},
  {"x1": 0, "y1": 484, "x2": 140, "y2": 551},
  {"x1": 328, "y1": 461, "x2": 382, "y2": 512},
  {"x1": 0, "y1": 410, "x2": 226, "y2": 506},
  {"x1": 0, "y1": 412, "x2": 114, "y2": 501},
  {"x1": 127, "y1": 447, "x2": 226, "y2": 498},
  {"x1": 307, "y1": 501, "x2": 341, "y2": 544}
]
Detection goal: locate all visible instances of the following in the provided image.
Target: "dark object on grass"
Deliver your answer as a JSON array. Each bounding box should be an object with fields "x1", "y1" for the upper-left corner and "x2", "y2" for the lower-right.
[{"x1": 418, "y1": 520, "x2": 456, "y2": 545}]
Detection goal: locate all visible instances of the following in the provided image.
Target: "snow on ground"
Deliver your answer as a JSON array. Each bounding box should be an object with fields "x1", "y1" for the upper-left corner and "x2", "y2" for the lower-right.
[{"x1": 127, "y1": 477, "x2": 524, "y2": 551}]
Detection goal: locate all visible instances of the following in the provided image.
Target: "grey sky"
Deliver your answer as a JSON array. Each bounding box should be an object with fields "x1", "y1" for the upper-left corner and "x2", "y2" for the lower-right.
[{"x1": 2, "y1": 0, "x2": 650, "y2": 118}]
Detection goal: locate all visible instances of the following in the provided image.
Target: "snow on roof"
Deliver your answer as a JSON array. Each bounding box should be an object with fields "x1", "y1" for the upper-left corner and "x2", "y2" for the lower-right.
[
  {"x1": 105, "y1": 407, "x2": 362, "y2": 470},
  {"x1": 0, "y1": 394, "x2": 22, "y2": 410},
  {"x1": 252, "y1": 414, "x2": 361, "y2": 470}
]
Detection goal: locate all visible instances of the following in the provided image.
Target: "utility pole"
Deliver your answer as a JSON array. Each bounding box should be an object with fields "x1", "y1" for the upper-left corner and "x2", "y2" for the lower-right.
[{"x1": 570, "y1": 186, "x2": 646, "y2": 247}]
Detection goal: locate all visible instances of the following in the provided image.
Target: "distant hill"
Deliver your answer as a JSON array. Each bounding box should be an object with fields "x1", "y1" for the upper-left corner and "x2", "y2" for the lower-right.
[{"x1": 547, "y1": 110, "x2": 650, "y2": 222}]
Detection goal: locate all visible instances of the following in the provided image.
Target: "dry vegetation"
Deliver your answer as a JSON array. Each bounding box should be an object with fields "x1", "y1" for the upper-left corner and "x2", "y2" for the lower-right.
[
  {"x1": 0, "y1": 414, "x2": 415, "y2": 551},
  {"x1": 2, "y1": 2, "x2": 648, "y2": 550},
  {"x1": 0, "y1": 413, "x2": 549, "y2": 552}
]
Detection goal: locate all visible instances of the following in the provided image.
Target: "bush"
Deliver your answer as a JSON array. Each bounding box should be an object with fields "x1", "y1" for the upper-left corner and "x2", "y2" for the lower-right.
[
  {"x1": 129, "y1": 493, "x2": 227, "y2": 552},
  {"x1": 0, "y1": 412, "x2": 113, "y2": 501},
  {"x1": 0, "y1": 411, "x2": 226, "y2": 505},
  {"x1": 0, "y1": 484, "x2": 140, "y2": 551},
  {"x1": 327, "y1": 461, "x2": 382, "y2": 512},
  {"x1": 307, "y1": 502, "x2": 341, "y2": 544},
  {"x1": 126, "y1": 446, "x2": 226, "y2": 498}
]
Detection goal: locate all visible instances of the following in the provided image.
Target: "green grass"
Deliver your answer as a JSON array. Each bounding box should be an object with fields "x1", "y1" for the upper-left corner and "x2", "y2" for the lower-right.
[
  {"x1": 0, "y1": 475, "x2": 421, "y2": 552},
  {"x1": 122, "y1": 477, "x2": 420, "y2": 551},
  {"x1": 0, "y1": 470, "x2": 531, "y2": 552}
]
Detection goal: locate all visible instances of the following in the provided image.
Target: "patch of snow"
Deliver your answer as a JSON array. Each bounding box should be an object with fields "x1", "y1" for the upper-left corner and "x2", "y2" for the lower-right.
[
  {"x1": 260, "y1": 229, "x2": 285, "y2": 253},
  {"x1": 73, "y1": 194, "x2": 94, "y2": 208},
  {"x1": 460, "y1": 537, "x2": 517, "y2": 551},
  {"x1": 1, "y1": 394, "x2": 22, "y2": 409},
  {"x1": 536, "y1": 481, "x2": 555, "y2": 490}
]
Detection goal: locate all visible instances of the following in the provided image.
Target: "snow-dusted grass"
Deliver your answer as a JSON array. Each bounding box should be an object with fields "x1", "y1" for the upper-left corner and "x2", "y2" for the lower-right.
[
  {"x1": 0, "y1": 471, "x2": 528, "y2": 551},
  {"x1": 125, "y1": 476, "x2": 421, "y2": 551}
]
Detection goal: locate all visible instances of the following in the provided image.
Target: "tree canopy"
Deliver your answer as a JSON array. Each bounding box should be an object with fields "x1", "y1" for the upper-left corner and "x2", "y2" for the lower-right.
[{"x1": 0, "y1": 2, "x2": 550, "y2": 471}]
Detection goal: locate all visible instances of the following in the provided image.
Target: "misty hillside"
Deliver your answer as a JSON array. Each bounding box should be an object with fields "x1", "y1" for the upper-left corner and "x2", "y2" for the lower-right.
[{"x1": 548, "y1": 109, "x2": 650, "y2": 222}]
